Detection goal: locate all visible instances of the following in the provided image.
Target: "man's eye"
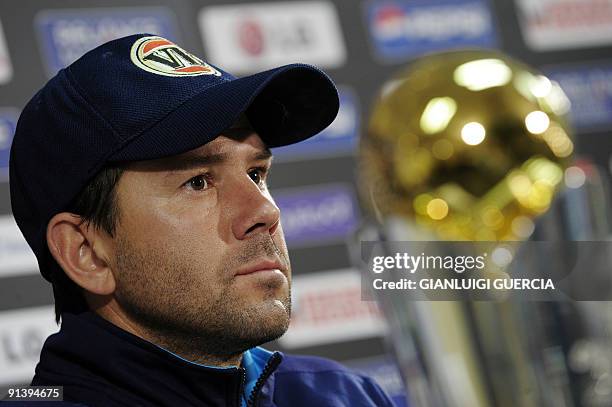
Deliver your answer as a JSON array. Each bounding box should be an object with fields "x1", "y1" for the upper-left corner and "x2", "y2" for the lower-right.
[
  {"x1": 248, "y1": 168, "x2": 267, "y2": 185},
  {"x1": 185, "y1": 175, "x2": 208, "y2": 191}
]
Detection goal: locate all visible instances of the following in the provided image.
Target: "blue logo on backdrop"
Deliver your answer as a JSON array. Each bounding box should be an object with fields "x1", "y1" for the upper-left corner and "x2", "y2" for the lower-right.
[
  {"x1": 0, "y1": 109, "x2": 19, "y2": 182},
  {"x1": 35, "y1": 7, "x2": 179, "y2": 76},
  {"x1": 274, "y1": 184, "x2": 359, "y2": 248},
  {"x1": 547, "y1": 65, "x2": 612, "y2": 131},
  {"x1": 366, "y1": 0, "x2": 497, "y2": 61},
  {"x1": 0, "y1": 110, "x2": 17, "y2": 182},
  {"x1": 272, "y1": 87, "x2": 360, "y2": 161}
]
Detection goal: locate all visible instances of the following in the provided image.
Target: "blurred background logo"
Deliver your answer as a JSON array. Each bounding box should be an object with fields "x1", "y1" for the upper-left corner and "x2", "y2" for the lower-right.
[
  {"x1": 547, "y1": 65, "x2": 612, "y2": 132},
  {"x1": 366, "y1": 0, "x2": 497, "y2": 61},
  {"x1": 516, "y1": 0, "x2": 612, "y2": 51},
  {"x1": 0, "y1": 109, "x2": 16, "y2": 182},
  {"x1": 35, "y1": 7, "x2": 179, "y2": 76},
  {"x1": 275, "y1": 183, "x2": 359, "y2": 248},
  {"x1": 0, "y1": 20, "x2": 12, "y2": 84},
  {"x1": 199, "y1": 1, "x2": 346, "y2": 73},
  {"x1": 280, "y1": 269, "x2": 386, "y2": 348}
]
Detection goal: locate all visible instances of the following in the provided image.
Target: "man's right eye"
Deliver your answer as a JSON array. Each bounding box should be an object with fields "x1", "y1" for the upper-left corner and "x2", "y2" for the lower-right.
[{"x1": 185, "y1": 175, "x2": 209, "y2": 191}]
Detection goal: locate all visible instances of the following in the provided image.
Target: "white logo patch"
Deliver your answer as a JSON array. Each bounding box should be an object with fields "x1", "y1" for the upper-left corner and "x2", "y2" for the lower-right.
[{"x1": 130, "y1": 36, "x2": 221, "y2": 77}]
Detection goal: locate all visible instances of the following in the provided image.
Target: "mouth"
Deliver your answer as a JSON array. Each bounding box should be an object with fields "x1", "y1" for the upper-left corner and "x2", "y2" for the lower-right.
[{"x1": 235, "y1": 259, "x2": 287, "y2": 277}]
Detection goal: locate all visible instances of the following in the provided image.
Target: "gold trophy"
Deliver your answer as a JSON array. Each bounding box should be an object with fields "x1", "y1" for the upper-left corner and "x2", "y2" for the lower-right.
[
  {"x1": 356, "y1": 50, "x2": 611, "y2": 407},
  {"x1": 362, "y1": 50, "x2": 572, "y2": 241}
]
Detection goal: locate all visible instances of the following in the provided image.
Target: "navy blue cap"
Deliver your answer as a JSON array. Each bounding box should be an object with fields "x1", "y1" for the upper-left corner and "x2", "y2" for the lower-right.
[{"x1": 9, "y1": 33, "x2": 339, "y2": 282}]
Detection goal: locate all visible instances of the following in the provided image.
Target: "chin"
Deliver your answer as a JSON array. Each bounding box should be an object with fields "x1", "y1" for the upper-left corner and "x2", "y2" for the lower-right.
[{"x1": 254, "y1": 299, "x2": 291, "y2": 331}]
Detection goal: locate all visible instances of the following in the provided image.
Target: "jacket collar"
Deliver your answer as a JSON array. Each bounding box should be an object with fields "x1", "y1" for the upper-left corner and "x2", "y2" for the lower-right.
[{"x1": 36, "y1": 311, "x2": 282, "y2": 406}]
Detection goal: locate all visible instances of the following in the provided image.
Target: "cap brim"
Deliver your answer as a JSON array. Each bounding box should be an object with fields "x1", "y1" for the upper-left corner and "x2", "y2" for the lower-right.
[{"x1": 110, "y1": 63, "x2": 339, "y2": 162}]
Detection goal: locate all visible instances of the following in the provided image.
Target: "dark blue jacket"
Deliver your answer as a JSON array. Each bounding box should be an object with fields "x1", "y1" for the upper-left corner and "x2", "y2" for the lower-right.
[{"x1": 30, "y1": 311, "x2": 394, "y2": 406}]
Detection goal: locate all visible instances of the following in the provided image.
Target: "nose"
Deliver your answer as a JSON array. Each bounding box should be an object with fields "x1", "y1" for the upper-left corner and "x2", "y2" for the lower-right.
[{"x1": 230, "y1": 177, "x2": 281, "y2": 240}]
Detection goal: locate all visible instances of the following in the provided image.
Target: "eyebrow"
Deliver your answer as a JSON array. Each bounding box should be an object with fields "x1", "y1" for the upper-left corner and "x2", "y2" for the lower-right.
[{"x1": 161, "y1": 148, "x2": 273, "y2": 174}]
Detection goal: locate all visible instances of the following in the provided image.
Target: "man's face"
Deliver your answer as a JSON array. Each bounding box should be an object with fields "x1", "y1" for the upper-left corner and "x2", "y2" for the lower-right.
[{"x1": 108, "y1": 130, "x2": 291, "y2": 356}]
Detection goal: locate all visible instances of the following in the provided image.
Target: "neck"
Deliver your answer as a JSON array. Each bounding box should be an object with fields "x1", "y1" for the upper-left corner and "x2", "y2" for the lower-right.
[{"x1": 91, "y1": 298, "x2": 243, "y2": 368}]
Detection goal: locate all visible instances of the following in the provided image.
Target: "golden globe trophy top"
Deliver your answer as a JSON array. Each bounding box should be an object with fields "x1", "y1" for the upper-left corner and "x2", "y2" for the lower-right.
[{"x1": 361, "y1": 49, "x2": 572, "y2": 241}]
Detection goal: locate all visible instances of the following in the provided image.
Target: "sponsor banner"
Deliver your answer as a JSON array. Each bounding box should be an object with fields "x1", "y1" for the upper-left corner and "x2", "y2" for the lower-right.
[
  {"x1": 516, "y1": 0, "x2": 612, "y2": 51},
  {"x1": 35, "y1": 7, "x2": 179, "y2": 76},
  {"x1": 280, "y1": 269, "x2": 387, "y2": 348},
  {"x1": 272, "y1": 87, "x2": 359, "y2": 161},
  {"x1": 0, "y1": 215, "x2": 39, "y2": 278},
  {"x1": 199, "y1": 1, "x2": 346, "y2": 74},
  {"x1": 346, "y1": 356, "x2": 409, "y2": 407},
  {"x1": 0, "y1": 20, "x2": 13, "y2": 84},
  {"x1": 365, "y1": 0, "x2": 497, "y2": 62},
  {"x1": 546, "y1": 64, "x2": 612, "y2": 131},
  {"x1": 274, "y1": 183, "x2": 359, "y2": 248},
  {"x1": 0, "y1": 109, "x2": 18, "y2": 182},
  {"x1": 0, "y1": 306, "x2": 58, "y2": 386}
]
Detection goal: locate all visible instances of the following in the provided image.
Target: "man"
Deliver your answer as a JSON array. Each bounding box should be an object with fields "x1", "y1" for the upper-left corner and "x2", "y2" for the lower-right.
[{"x1": 9, "y1": 34, "x2": 394, "y2": 406}]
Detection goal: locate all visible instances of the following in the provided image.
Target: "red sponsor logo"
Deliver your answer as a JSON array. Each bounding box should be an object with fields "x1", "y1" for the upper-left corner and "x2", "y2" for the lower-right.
[
  {"x1": 292, "y1": 286, "x2": 382, "y2": 327},
  {"x1": 238, "y1": 20, "x2": 264, "y2": 56}
]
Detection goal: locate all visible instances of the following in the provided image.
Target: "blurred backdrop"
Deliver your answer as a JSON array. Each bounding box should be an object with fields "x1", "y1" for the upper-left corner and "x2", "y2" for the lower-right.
[{"x1": 0, "y1": 1, "x2": 612, "y2": 406}]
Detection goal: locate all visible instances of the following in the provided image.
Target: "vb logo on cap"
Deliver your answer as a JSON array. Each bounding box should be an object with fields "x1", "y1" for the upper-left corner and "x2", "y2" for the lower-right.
[{"x1": 130, "y1": 36, "x2": 221, "y2": 77}]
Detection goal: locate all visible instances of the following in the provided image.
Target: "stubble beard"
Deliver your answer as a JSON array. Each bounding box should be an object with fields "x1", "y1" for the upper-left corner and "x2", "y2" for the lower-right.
[{"x1": 112, "y1": 233, "x2": 292, "y2": 361}]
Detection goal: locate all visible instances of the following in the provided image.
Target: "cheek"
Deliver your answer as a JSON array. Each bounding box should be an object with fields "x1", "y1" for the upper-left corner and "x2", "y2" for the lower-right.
[
  {"x1": 114, "y1": 204, "x2": 229, "y2": 300},
  {"x1": 118, "y1": 192, "x2": 224, "y2": 264}
]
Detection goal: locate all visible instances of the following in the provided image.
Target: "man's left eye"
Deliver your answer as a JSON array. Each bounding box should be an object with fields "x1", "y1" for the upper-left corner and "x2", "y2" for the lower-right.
[{"x1": 248, "y1": 168, "x2": 266, "y2": 185}]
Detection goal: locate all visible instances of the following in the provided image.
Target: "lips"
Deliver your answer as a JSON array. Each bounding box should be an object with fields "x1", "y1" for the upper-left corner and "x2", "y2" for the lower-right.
[{"x1": 235, "y1": 259, "x2": 286, "y2": 276}]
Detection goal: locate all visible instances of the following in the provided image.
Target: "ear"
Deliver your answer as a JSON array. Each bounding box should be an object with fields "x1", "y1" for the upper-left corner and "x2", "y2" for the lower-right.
[{"x1": 46, "y1": 212, "x2": 116, "y2": 295}]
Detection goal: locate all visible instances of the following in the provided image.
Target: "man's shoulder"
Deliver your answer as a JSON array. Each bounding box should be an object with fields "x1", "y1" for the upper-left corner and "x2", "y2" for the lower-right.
[
  {"x1": 271, "y1": 353, "x2": 395, "y2": 406},
  {"x1": 275, "y1": 352, "x2": 353, "y2": 375},
  {"x1": 275, "y1": 354, "x2": 393, "y2": 406}
]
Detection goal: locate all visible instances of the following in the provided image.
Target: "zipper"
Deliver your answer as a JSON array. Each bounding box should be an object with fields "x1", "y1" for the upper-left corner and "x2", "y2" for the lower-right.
[
  {"x1": 238, "y1": 367, "x2": 246, "y2": 407},
  {"x1": 246, "y1": 352, "x2": 282, "y2": 407}
]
